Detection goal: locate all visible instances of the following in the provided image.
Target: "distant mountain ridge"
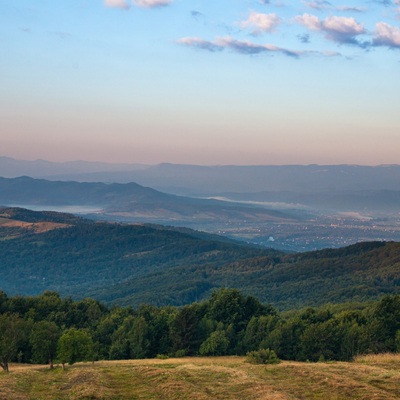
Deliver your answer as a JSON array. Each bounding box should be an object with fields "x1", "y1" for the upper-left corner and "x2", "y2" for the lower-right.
[
  {"x1": 2, "y1": 156, "x2": 400, "y2": 195},
  {"x1": 0, "y1": 176, "x2": 298, "y2": 224},
  {"x1": 0, "y1": 156, "x2": 147, "y2": 178},
  {"x1": 0, "y1": 207, "x2": 399, "y2": 309},
  {"x1": 2, "y1": 158, "x2": 400, "y2": 251}
]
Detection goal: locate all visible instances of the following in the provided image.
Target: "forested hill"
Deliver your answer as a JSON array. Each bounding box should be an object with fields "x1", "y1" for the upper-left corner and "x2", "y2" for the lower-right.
[
  {"x1": 0, "y1": 207, "x2": 399, "y2": 309},
  {"x1": 90, "y1": 240, "x2": 400, "y2": 309},
  {"x1": 0, "y1": 207, "x2": 274, "y2": 305}
]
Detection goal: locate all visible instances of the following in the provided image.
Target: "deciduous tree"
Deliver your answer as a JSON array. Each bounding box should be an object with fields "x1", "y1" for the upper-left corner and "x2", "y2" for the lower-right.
[{"x1": 0, "y1": 313, "x2": 26, "y2": 372}]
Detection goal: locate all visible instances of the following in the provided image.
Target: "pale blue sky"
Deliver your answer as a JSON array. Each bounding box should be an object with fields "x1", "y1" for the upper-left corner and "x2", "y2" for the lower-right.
[{"x1": 1, "y1": 0, "x2": 399, "y2": 165}]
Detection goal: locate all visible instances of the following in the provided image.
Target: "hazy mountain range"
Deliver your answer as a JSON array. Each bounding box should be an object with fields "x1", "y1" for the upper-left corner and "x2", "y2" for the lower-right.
[
  {"x1": 0, "y1": 176, "x2": 298, "y2": 225},
  {"x1": 2, "y1": 156, "x2": 400, "y2": 193},
  {"x1": 2, "y1": 157, "x2": 400, "y2": 251}
]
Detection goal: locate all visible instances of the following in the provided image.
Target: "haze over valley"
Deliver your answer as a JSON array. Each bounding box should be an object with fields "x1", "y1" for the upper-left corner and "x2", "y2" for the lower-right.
[{"x1": 2, "y1": 157, "x2": 400, "y2": 251}]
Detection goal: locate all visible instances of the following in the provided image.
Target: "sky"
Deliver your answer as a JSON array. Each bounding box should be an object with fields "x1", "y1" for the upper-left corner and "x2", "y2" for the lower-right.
[{"x1": 1, "y1": 0, "x2": 400, "y2": 165}]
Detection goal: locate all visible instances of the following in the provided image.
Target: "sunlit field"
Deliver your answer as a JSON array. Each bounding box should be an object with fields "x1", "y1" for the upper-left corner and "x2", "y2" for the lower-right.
[{"x1": 1, "y1": 355, "x2": 400, "y2": 399}]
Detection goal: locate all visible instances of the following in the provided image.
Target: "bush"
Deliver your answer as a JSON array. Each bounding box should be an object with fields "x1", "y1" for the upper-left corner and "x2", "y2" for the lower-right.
[
  {"x1": 246, "y1": 349, "x2": 280, "y2": 365},
  {"x1": 174, "y1": 349, "x2": 186, "y2": 358},
  {"x1": 156, "y1": 354, "x2": 169, "y2": 359}
]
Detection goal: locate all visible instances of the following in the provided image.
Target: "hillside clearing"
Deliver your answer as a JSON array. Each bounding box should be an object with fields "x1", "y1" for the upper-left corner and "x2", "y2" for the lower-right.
[{"x1": 1, "y1": 355, "x2": 399, "y2": 399}]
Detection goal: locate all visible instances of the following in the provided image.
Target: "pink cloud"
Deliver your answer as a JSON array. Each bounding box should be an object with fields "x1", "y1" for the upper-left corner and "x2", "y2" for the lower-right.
[
  {"x1": 240, "y1": 12, "x2": 281, "y2": 35},
  {"x1": 104, "y1": 0, "x2": 130, "y2": 9},
  {"x1": 295, "y1": 13, "x2": 366, "y2": 46},
  {"x1": 295, "y1": 13, "x2": 322, "y2": 30},
  {"x1": 324, "y1": 16, "x2": 365, "y2": 35},
  {"x1": 373, "y1": 22, "x2": 400, "y2": 48}
]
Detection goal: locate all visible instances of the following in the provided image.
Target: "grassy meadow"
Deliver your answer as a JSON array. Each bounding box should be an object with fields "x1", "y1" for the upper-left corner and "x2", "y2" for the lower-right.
[{"x1": 1, "y1": 354, "x2": 400, "y2": 400}]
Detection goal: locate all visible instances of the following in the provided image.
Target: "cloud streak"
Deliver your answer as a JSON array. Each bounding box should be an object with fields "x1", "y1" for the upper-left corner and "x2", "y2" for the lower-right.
[
  {"x1": 104, "y1": 0, "x2": 172, "y2": 9},
  {"x1": 133, "y1": 0, "x2": 172, "y2": 7},
  {"x1": 177, "y1": 36, "x2": 340, "y2": 58},
  {"x1": 303, "y1": 1, "x2": 331, "y2": 11}
]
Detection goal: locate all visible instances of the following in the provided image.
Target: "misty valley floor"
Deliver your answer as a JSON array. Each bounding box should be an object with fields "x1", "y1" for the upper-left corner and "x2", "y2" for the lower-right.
[{"x1": 202, "y1": 213, "x2": 400, "y2": 252}]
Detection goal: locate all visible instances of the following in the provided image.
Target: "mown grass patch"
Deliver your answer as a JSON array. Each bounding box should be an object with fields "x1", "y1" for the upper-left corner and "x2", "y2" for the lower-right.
[{"x1": 1, "y1": 355, "x2": 400, "y2": 399}]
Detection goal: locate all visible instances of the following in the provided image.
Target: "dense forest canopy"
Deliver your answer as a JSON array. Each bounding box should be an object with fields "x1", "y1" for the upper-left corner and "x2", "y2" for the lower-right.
[{"x1": 0, "y1": 290, "x2": 399, "y2": 372}]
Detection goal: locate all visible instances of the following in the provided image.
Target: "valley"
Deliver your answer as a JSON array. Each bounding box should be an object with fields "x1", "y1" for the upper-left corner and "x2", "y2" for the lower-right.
[
  {"x1": 2, "y1": 172, "x2": 400, "y2": 252},
  {"x1": 0, "y1": 207, "x2": 399, "y2": 309},
  {"x1": 209, "y1": 212, "x2": 400, "y2": 252}
]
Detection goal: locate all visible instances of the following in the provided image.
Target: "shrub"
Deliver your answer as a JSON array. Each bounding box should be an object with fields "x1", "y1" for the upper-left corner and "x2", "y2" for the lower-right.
[
  {"x1": 156, "y1": 354, "x2": 169, "y2": 360},
  {"x1": 246, "y1": 349, "x2": 280, "y2": 365},
  {"x1": 174, "y1": 349, "x2": 186, "y2": 358}
]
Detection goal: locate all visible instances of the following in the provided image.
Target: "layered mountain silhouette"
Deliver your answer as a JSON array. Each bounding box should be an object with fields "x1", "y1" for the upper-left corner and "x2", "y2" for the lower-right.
[{"x1": 0, "y1": 176, "x2": 298, "y2": 224}]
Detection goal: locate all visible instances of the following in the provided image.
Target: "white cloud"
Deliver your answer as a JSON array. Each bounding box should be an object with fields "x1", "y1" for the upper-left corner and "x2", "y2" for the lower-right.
[
  {"x1": 133, "y1": 0, "x2": 172, "y2": 8},
  {"x1": 324, "y1": 16, "x2": 365, "y2": 35},
  {"x1": 240, "y1": 12, "x2": 281, "y2": 35},
  {"x1": 295, "y1": 13, "x2": 366, "y2": 46},
  {"x1": 104, "y1": 0, "x2": 130, "y2": 9},
  {"x1": 373, "y1": 22, "x2": 400, "y2": 48},
  {"x1": 295, "y1": 13, "x2": 322, "y2": 31}
]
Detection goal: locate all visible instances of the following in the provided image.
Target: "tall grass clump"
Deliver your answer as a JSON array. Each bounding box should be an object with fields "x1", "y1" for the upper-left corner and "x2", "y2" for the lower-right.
[{"x1": 354, "y1": 353, "x2": 400, "y2": 365}]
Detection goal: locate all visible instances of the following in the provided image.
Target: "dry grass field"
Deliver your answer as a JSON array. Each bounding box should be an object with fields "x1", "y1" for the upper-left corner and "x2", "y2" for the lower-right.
[
  {"x1": 0, "y1": 217, "x2": 69, "y2": 234},
  {"x1": 1, "y1": 354, "x2": 400, "y2": 400}
]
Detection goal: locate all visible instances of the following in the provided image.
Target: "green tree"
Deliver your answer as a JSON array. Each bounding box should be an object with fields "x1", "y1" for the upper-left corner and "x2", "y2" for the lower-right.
[
  {"x1": 207, "y1": 288, "x2": 246, "y2": 328},
  {"x1": 372, "y1": 295, "x2": 400, "y2": 351},
  {"x1": 300, "y1": 319, "x2": 341, "y2": 361},
  {"x1": 0, "y1": 313, "x2": 27, "y2": 372},
  {"x1": 94, "y1": 307, "x2": 131, "y2": 360},
  {"x1": 171, "y1": 303, "x2": 205, "y2": 355},
  {"x1": 395, "y1": 330, "x2": 400, "y2": 352},
  {"x1": 242, "y1": 315, "x2": 280, "y2": 353},
  {"x1": 129, "y1": 316, "x2": 150, "y2": 359},
  {"x1": 268, "y1": 318, "x2": 305, "y2": 361},
  {"x1": 199, "y1": 327, "x2": 230, "y2": 356},
  {"x1": 57, "y1": 328, "x2": 94, "y2": 369},
  {"x1": 30, "y1": 321, "x2": 60, "y2": 368}
]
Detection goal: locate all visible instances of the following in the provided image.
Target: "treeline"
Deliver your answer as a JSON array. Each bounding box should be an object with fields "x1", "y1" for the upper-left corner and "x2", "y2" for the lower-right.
[{"x1": 1, "y1": 289, "x2": 399, "y2": 371}]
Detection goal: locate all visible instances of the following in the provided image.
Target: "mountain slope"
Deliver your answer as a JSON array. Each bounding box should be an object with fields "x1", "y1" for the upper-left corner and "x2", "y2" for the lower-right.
[
  {"x1": 89, "y1": 240, "x2": 400, "y2": 309},
  {"x1": 0, "y1": 208, "x2": 399, "y2": 309},
  {"x1": 0, "y1": 207, "x2": 272, "y2": 304},
  {"x1": 0, "y1": 176, "x2": 297, "y2": 224}
]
